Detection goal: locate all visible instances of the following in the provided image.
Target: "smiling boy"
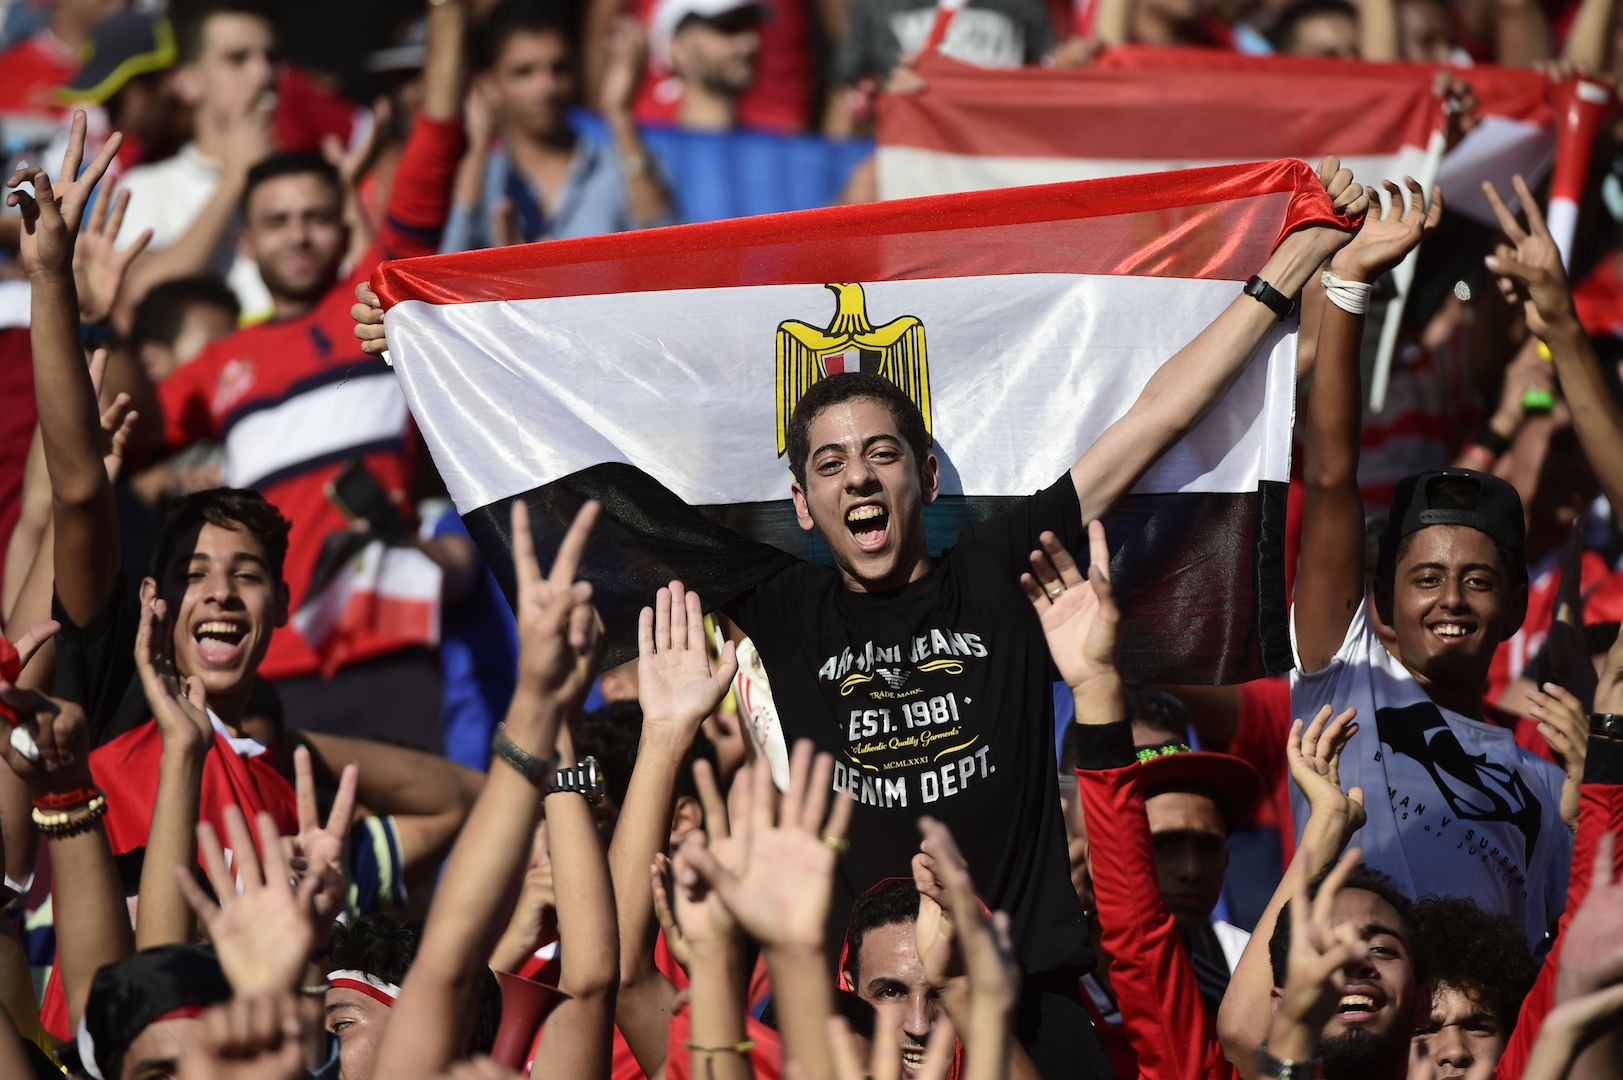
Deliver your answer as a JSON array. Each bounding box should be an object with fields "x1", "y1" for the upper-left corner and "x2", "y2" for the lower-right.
[{"x1": 1287, "y1": 179, "x2": 1569, "y2": 950}]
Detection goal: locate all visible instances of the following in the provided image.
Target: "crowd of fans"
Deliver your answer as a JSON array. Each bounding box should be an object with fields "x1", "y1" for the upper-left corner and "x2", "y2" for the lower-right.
[{"x1": 1, "y1": 0, "x2": 1622, "y2": 1078}]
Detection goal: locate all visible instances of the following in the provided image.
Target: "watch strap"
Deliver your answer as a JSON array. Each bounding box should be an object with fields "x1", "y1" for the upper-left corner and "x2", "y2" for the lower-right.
[
  {"x1": 1589, "y1": 712, "x2": 1623, "y2": 741},
  {"x1": 1257, "y1": 1046, "x2": 1323, "y2": 1080},
  {"x1": 1244, "y1": 275, "x2": 1296, "y2": 320},
  {"x1": 548, "y1": 755, "x2": 605, "y2": 804},
  {"x1": 491, "y1": 724, "x2": 557, "y2": 787}
]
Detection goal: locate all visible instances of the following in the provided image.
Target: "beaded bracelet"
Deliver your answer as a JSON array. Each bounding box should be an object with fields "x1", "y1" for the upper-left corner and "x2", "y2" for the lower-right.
[{"x1": 32, "y1": 794, "x2": 108, "y2": 838}]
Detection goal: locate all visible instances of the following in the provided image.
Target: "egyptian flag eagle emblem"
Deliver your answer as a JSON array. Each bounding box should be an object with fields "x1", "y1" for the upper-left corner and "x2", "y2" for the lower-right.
[{"x1": 775, "y1": 283, "x2": 931, "y2": 458}]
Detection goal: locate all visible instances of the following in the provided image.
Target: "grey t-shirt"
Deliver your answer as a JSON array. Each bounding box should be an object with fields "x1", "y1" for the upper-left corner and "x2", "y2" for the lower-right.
[{"x1": 833, "y1": 0, "x2": 1052, "y2": 83}]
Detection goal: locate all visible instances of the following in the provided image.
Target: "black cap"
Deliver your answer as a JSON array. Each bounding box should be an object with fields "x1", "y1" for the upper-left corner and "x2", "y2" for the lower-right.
[
  {"x1": 77, "y1": 945, "x2": 231, "y2": 1080},
  {"x1": 61, "y1": 12, "x2": 177, "y2": 105},
  {"x1": 1377, "y1": 468, "x2": 1528, "y2": 635}
]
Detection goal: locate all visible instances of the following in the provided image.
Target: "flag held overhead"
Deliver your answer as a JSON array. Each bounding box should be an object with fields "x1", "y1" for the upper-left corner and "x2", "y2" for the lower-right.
[{"x1": 374, "y1": 160, "x2": 1349, "y2": 681}]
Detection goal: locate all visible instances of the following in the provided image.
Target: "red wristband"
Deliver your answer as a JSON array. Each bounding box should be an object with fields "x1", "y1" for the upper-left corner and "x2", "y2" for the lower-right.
[
  {"x1": 33, "y1": 787, "x2": 100, "y2": 812},
  {"x1": 0, "y1": 636, "x2": 19, "y2": 725}
]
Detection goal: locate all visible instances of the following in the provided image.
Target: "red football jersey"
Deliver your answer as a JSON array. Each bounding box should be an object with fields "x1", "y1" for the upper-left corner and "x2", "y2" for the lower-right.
[{"x1": 157, "y1": 114, "x2": 465, "y2": 680}]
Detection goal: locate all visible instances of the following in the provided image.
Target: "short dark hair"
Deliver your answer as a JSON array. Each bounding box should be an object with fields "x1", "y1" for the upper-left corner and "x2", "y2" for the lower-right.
[
  {"x1": 785, "y1": 374, "x2": 931, "y2": 486},
  {"x1": 843, "y1": 879, "x2": 918, "y2": 981},
  {"x1": 1410, "y1": 896, "x2": 1536, "y2": 1036},
  {"x1": 477, "y1": 0, "x2": 577, "y2": 70},
  {"x1": 1126, "y1": 686, "x2": 1190, "y2": 743},
  {"x1": 1268, "y1": 866, "x2": 1417, "y2": 988},
  {"x1": 241, "y1": 151, "x2": 342, "y2": 215},
  {"x1": 573, "y1": 700, "x2": 719, "y2": 809},
  {"x1": 174, "y1": 0, "x2": 274, "y2": 64},
  {"x1": 150, "y1": 487, "x2": 292, "y2": 585},
  {"x1": 330, "y1": 914, "x2": 502, "y2": 1054},
  {"x1": 1271, "y1": 0, "x2": 1359, "y2": 50},
  {"x1": 129, "y1": 275, "x2": 240, "y2": 352}
]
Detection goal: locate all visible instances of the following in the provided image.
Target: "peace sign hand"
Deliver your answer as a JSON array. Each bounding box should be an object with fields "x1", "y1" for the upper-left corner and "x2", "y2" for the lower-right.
[
  {"x1": 1482, "y1": 174, "x2": 1576, "y2": 339},
  {"x1": 509, "y1": 500, "x2": 604, "y2": 740},
  {"x1": 6, "y1": 110, "x2": 123, "y2": 281}
]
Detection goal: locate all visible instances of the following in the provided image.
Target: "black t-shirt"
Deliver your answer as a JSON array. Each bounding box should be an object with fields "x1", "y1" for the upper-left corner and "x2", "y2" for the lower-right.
[
  {"x1": 727, "y1": 475, "x2": 1090, "y2": 975},
  {"x1": 52, "y1": 578, "x2": 156, "y2": 747}
]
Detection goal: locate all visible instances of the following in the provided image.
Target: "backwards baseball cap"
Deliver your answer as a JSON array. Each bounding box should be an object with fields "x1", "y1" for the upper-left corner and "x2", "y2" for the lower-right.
[
  {"x1": 365, "y1": 17, "x2": 427, "y2": 75},
  {"x1": 1377, "y1": 468, "x2": 1528, "y2": 636},
  {"x1": 60, "y1": 11, "x2": 177, "y2": 105},
  {"x1": 650, "y1": 0, "x2": 767, "y2": 66},
  {"x1": 76, "y1": 944, "x2": 232, "y2": 1080},
  {"x1": 1136, "y1": 742, "x2": 1262, "y2": 831}
]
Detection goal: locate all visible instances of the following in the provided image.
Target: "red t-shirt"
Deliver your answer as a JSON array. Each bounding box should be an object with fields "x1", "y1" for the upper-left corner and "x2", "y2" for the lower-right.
[{"x1": 156, "y1": 114, "x2": 465, "y2": 680}]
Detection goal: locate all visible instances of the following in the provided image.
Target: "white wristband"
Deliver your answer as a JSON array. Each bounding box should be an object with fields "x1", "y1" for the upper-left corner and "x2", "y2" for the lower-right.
[{"x1": 1320, "y1": 270, "x2": 1373, "y2": 315}]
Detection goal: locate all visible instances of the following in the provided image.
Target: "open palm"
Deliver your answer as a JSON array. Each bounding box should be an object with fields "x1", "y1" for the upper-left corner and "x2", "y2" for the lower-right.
[
  {"x1": 1020, "y1": 521, "x2": 1118, "y2": 690},
  {"x1": 636, "y1": 581, "x2": 737, "y2": 733}
]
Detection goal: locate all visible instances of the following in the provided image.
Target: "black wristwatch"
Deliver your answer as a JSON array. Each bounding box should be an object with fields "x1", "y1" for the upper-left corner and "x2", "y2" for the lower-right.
[
  {"x1": 1257, "y1": 1046, "x2": 1323, "y2": 1080},
  {"x1": 491, "y1": 724, "x2": 557, "y2": 788},
  {"x1": 1590, "y1": 713, "x2": 1623, "y2": 741},
  {"x1": 548, "y1": 756, "x2": 606, "y2": 805},
  {"x1": 1244, "y1": 275, "x2": 1296, "y2": 320}
]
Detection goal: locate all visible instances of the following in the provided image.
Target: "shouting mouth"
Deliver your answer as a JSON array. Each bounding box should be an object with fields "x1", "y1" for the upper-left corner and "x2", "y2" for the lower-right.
[
  {"x1": 193, "y1": 620, "x2": 248, "y2": 667},
  {"x1": 846, "y1": 503, "x2": 890, "y2": 553}
]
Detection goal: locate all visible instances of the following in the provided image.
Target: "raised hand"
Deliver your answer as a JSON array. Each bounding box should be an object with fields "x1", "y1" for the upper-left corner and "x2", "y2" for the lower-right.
[
  {"x1": 1286, "y1": 705, "x2": 1366, "y2": 846},
  {"x1": 136, "y1": 596, "x2": 213, "y2": 756},
  {"x1": 88, "y1": 347, "x2": 139, "y2": 483},
  {"x1": 352, "y1": 280, "x2": 389, "y2": 356},
  {"x1": 1020, "y1": 520, "x2": 1118, "y2": 694},
  {"x1": 178, "y1": 990, "x2": 309, "y2": 1080},
  {"x1": 918, "y1": 817, "x2": 1021, "y2": 1020},
  {"x1": 1288, "y1": 156, "x2": 1370, "y2": 262},
  {"x1": 1554, "y1": 831, "x2": 1623, "y2": 1004},
  {"x1": 1, "y1": 620, "x2": 60, "y2": 679},
  {"x1": 6, "y1": 110, "x2": 123, "y2": 280},
  {"x1": 1599, "y1": 617, "x2": 1623, "y2": 715},
  {"x1": 658, "y1": 758, "x2": 750, "y2": 967},
  {"x1": 71, "y1": 183, "x2": 152, "y2": 324},
  {"x1": 1482, "y1": 174, "x2": 1574, "y2": 338},
  {"x1": 1527, "y1": 682, "x2": 1587, "y2": 830},
  {"x1": 0, "y1": 684, "x2": 91, "y2": 790},
  {"x1": 176, "y1": 806, "x2": 322, "y2": 995},
  {"x1": 289, "y1": 745, "x2": 357, "y2": 938},
  {"x1": 1270, "y1": 847, "x2": 1372, "y2": 1036},
  {"x1": 676, "y1": 740, "x2": 854, "y2": 950},
  {"x1": 514, "y1": 499, "x2": 602, "y2": 694},
  {"x1": 597, "y1": 15, "x2": 648, "y2": 117},
  {"x1": 1328, "y1": 177, "x2": 1444, "y2": 283},
  {"x1": 637, "y1": 581, "x2": 738, "y2": 741},
  {"x1": 493, "y1": 821, "x2": 558, "y2": 971}
]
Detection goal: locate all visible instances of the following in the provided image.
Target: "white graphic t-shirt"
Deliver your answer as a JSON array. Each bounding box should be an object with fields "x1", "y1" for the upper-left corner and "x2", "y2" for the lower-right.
[{"x1": 1289, "y1": 600, "x2": 1570, "y2": 949}]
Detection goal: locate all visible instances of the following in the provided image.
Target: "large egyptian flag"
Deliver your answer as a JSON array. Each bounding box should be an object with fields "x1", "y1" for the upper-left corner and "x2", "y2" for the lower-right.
[
  {"x1": 878, "y1": 47, "x2": 1553, "y2": 224},
  {"x1": 374, "y1": 159, "x2": 1348, "y2": 684}
]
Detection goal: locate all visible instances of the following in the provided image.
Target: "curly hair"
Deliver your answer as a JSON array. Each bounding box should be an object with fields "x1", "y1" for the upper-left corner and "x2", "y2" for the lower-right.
[{"x1": 1410, "y1": 896, "x2": 1537, "y2": 1035}]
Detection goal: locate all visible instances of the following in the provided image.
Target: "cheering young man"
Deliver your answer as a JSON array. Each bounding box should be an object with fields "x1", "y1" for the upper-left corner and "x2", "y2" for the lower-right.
[
  {"x1": 356, "y1": 159, "x2": 1368, "y2": 1072},
  {"x1": 1287, "y1": 176, "x2": 1570, "y2": 950}
]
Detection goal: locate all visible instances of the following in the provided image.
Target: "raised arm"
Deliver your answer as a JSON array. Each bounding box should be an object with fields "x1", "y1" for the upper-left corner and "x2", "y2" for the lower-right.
[
  {"x1": 1217, "y1": 707, "x2": 1365, "y2": 1076},
  {"x1": 681, "y1": 742, "x2": 855, "y2": 1080},
  {"x1": 611, "y1": 581, "x2": 737, "y2": 1073},
  {"x1": 1293, "y1": 179, "x2": 1441, "y2": 672},
  {"x1": 1483, "y1": 175, "x2": 1623, "y2": 519},
  {"x1": 0, "y1": 686, "x2": 131, "y2": 1029},
  {"x1": 133, "y1": 597, "x2": 213, "y2": 949},
  {"x1": 371, "y1": 500, "x2": 603, "y2": 1077},
  {"x1": 1069, "y1": 158, "x2": 1366, "y2": 524},
  {"x1": 531, "y1": 764, "x2": 620, "y2": 1080},
  {"x1": 9, "y1": 113, "x2": 126, "y2": 627}
]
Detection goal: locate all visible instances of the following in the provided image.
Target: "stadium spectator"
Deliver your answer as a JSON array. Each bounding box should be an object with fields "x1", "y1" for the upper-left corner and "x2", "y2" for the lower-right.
[
  {"x1": 650, "y1": 0, "x2": 764, "y2": 131},
  {"x1": 113, "y1": 0, "x2": 278, "y2": 321},
  {"x1": 1271, "y1": 0, "x2": 1362, "y2": 56},
  {"x1": 444, "y1": 0, "x2": 668, "y2": 252}
]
